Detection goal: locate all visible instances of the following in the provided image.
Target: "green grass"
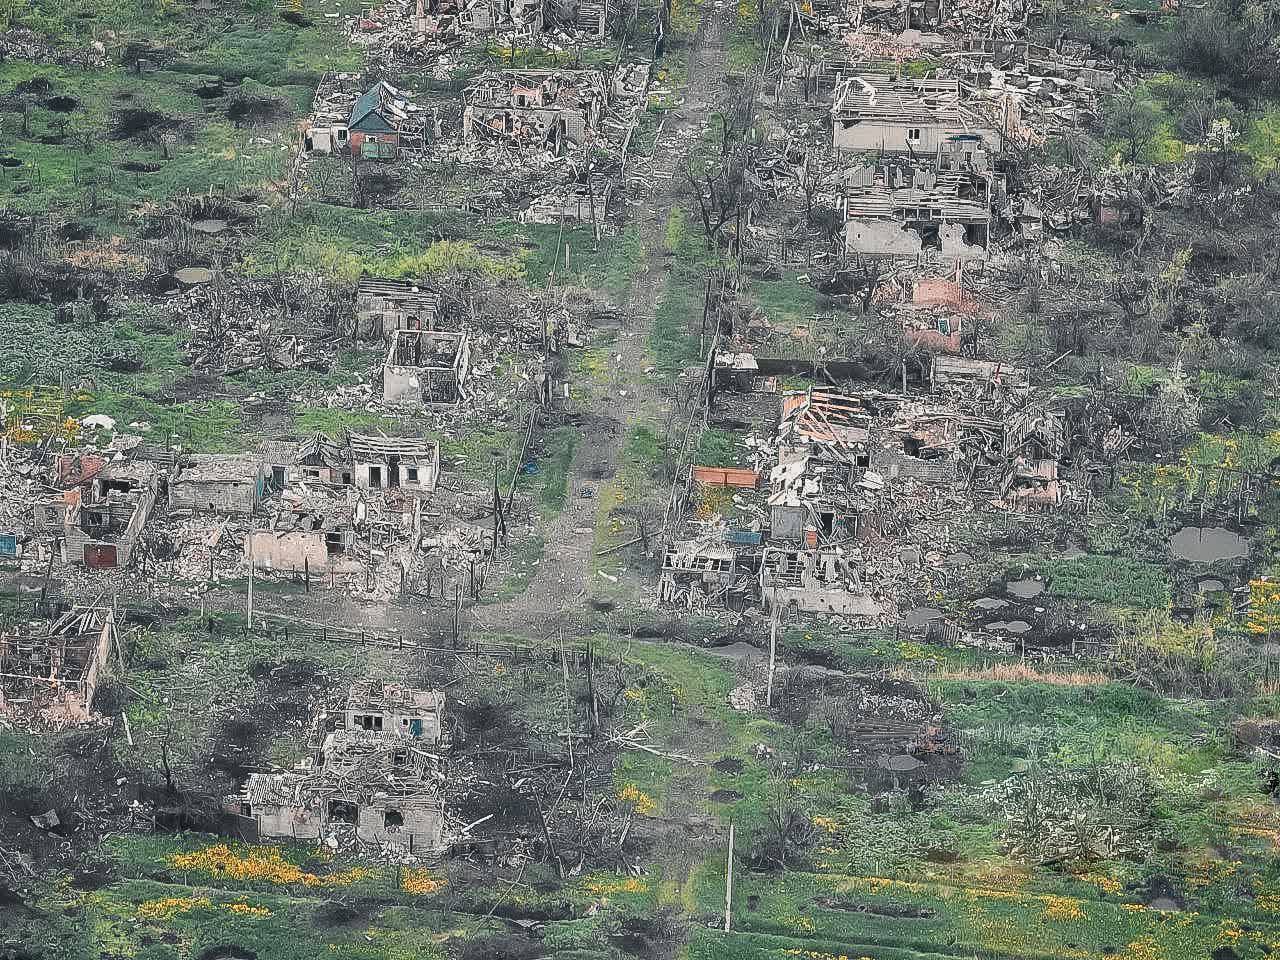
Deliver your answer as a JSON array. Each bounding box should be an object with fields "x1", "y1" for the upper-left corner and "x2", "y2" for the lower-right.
[
  {"x1": 752, "y1": 276, "x2": 823, "y2": 330},
  {"x1": 651, "y1": 272, "x2": 703, "y2": 375},
  {"x1": 537, "y1": 425, "x2": 578, "y2": 513},
  {"x1": 1040, "y1": 554, "x2": 1172, "y2": 609},
  {"x1": 0, "y1": 63, "x2": 298, "y2": 220},
  {"x1": 291, "y1": 404, "x2": 399, "y2": 439},
  {"x1": 694, "y1": 427, "x2": 739, "y2": 467}
]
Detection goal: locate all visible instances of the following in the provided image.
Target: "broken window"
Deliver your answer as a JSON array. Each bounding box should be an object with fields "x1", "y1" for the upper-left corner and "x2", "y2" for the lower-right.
[
  {"x1": 405, "y1": 467, "x2": 419, "y2": 483},
  {"x1": 341, "y1": 472, "x2": 352, "y2": 485},
  {"x1": 903, "y1": 436, "x2": 944, "y2": 460},
  {"x1": 384, "y1": 809, "x2": 404, "y2": 828},
  {"x1": 328, "y1": 800, "x2": 358, "y2": 823},
  {"x1": 907, "y1": 128, "x2": 922, "y2": 142},
  {"x1": 354, "y1": 713, "x2": 383, "y2": 731},
  {"x1": 369, "y1": 466, "x2": 382, "y2": 488}
]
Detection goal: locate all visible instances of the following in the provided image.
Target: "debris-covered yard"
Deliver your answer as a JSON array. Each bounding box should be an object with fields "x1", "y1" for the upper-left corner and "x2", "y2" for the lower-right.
[{"x1": 7, "y1": 0, "x2": 1280, "y2": 956}]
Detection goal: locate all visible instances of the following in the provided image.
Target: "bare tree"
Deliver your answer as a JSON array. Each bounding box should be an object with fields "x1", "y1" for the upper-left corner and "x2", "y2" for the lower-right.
[{"x1": 686, "y1": 154, "x2": 753, "y2": 250}]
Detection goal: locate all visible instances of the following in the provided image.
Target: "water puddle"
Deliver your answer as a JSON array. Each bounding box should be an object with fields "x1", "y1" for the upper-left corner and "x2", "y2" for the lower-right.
[
  {"x1": 988, "y1": 620, "x2": 1032, "y2": 634},
  {"x1": 1006, "y1": 578, "x2": 1045, "y2": 599},
  {"x1": 1170, "y1": 526, "x2": 1247, "y2": 563},
  {"x1": 173, "y1": 266, "x2": 213, "y2": 285},
  {"x1": 973, "y1": 597, "x2": 1008, "y2": 611}
]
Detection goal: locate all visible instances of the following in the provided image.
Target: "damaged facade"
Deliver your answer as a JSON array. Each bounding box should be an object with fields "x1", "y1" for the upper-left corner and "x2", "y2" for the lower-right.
[
  {"x1": 840, "y1": 153, "x2": 992, "y2": 259},
  {"x1": 170, "y1": 454, "x2": 265, "y2": 515},
  {"x1": 231, "y1": 679, "x2": 446, "y2": 852},
  {"x1": 263, "y1": 432, "x2": 441, "y2": 495},
  {"x1": 304, "y1": 78, "x2": 428, "y2": 157},
  {"x1": 383, "y1": 328, "x2": 472, "y2": 405},
  {"x1": 463, "y1": 69, "x2": 609, "y2": 154},
  {"x1": 831, "y1": 76, "x2": 1000, "y2": 156},
  {"x1": 0, "y1": 606, "x2": 117, "y2": 723},
  {"x1": 355, "y1": 278, "x2": 446, "y2": 342},
  {"x1": 39, "y1": 454, "x2": 160, "y2": 569}
]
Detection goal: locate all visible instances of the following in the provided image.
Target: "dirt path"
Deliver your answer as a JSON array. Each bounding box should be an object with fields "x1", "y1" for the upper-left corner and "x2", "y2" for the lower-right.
[
  {"x1": 468, "y1": 2, "x2": 734, "y2": 639},
  {"x1": 172, "y1": 6, "x2": 735, "y2": 642}
]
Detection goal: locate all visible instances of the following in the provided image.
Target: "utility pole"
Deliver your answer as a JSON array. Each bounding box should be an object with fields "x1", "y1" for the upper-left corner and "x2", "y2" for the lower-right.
[
  {"x1": 766, "y1": 596, "x2": 779, "y2": 708},
  {"x1": 246, "y1": 532, "x2": 254, "y2": 629},
  {"x1": 723, "y1": 821, "x2": 735, "y2": 932}
]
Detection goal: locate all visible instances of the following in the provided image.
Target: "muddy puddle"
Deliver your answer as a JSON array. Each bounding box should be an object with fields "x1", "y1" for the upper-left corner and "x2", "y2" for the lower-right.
[
  {"x1": 173, "y1": 266, "x2": 213, "y2": 285},
  {"x1": 988, "y1": 620, "x2": 1032, "y2": 634},
  {"x1": 192, "y1": 218, "x2": 229, "y2": 234},
  {"x1": 1006, "y1": 578, "x2": 1045, "y2": 599},
  {"x1": 1170, "y1": 526, "x2": 1247, "y2": 563}
]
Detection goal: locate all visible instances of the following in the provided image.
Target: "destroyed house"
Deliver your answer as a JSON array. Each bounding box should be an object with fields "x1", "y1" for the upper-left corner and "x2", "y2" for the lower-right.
[
  {"x1": 831, "y1": 76, "x2": 1000, "y2": 156},
  {"x1": 463, "y1": 69, "x2": 608, "y2": 154},
  {"x1": 262, "y1": 433, "x2": 440, "y2": 495},
  {"x1": 0, "y1": 607, "x2": 116, "y2": 722},
  {"x1": 760, "y1": 547, "x2": 879, "y2": 617},
  {"x1": 521, "y1": 178, "x2": 613, "y2": 225},
  {"x1": 858, "y1": 0, "x2": 946, "y2": 30},
  {"x1": 354, "y1": 278, "x2": 444, "y2": 342},
  {"x1": 345, "y1": 678, "x2": 445, "y2": 744},
  {"x1": 305, "y1": 80, "x2": 426, "y2": 158},
  {"x1": 840, "y1": 158, "x2": 991, "y2": 259},
  {"x1": 770, "y1": 390, "x2": 875, "y2": 542},
  {"x1": 459, "y1": 0, "x2": 545, "y2": 31},
  {"x1": 233, "y1": 683, "x2": 446, "y2": 851},
  {"x1": 660, "y1": 541, "x2": 759, "y2": 609},
  {"x1": 930, "y1": 355, "x2": 1028, "y2": 393},
  {"x1": 246, "y1": 491, "x2": 363, "y2": 575},
  {"x1": 997, "y1": 407, "x2": 1067, "y2": 508},
  {"x1": 383, "y1": 328, "x2": 471, "y2": 405},
  {"x1": 544, "y1": 0, "x2": 614, "y2": 37},
  {"x1": 237, "y1": 735, "x2": 443, "y2": 851},
  {"x1": 170, "y1": 453, "x2": 264, "y2": 515},
  {"x1": 347, "y1": 81, "x2": 426, "y2": 159},
  {"x1": 57, "y1": 458, "x2": 158, "y2": 569}
]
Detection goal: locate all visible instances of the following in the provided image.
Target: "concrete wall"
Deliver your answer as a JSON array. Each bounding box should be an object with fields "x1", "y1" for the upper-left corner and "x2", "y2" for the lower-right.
[
  {"x1": 255, "y1": 804, "x2": 322, "y2": 840},
  {"x1": 171, "y1": 477, "x2": 260, "y2": 516},
  {"x1": 383, "y1": 364, "x2": 459, "y2": 405},
  {"x1": 846, "y1": 220, "x2": 985, "y2": 260},
  {"x1": 773, "y1": 585, "x2": 881, "y2": 616},
  {"x1": 357, "y1": 800, "x2": 443, "y2": 852},
  {"x1": 352, "y1": 457, "x2": 438, "y2": 494},
  {"x1": 246, "y1": 531, "x2": 329, "y2": 573},
  {"x1": 846, "y1": 219, "x2": 926, "y2": 257}
]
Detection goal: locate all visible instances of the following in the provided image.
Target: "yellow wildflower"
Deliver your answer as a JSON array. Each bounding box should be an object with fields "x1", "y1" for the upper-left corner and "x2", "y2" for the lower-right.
[
  {"x1": 401, "y1": 868, "x2": 446, "y2": 895},
  {"x1": 226, "y1": 901, "x2": 271, "y2": 918},
  {"x1": 585, "y1": 875, "x2": 648, "y2": 895},
  {"x1": 617, "y1": 783, "x2": 657, "y2": 815},
  {"x1": 1043, "y1": 896, "x2": 1084, "y2": 921},
  {"x1": 136, "y1": 897, "x2": 211, "y2": 920},
  {"x1": 168, "y1": 843, "x2": 369, "y2": 888}
]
